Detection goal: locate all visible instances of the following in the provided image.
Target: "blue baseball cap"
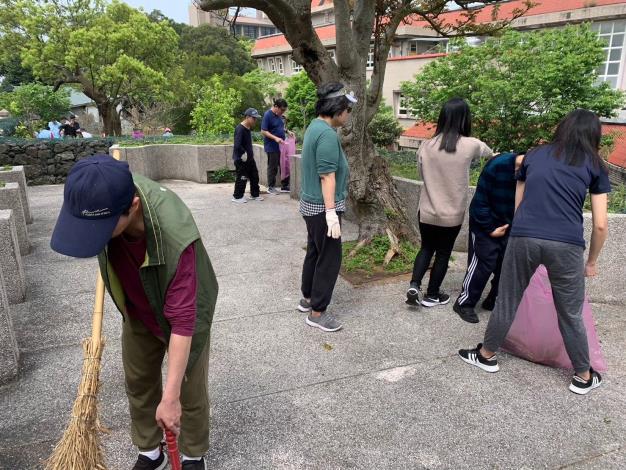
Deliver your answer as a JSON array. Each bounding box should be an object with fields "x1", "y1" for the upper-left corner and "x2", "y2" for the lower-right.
[{"x1": 50, "y1": 154, "x2": 136, "y2": 258}]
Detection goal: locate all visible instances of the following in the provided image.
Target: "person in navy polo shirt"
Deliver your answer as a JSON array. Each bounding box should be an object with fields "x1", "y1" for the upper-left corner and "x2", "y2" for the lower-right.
[{"x1": 261, "y1": 98, "x2": 290, "y2": 194}]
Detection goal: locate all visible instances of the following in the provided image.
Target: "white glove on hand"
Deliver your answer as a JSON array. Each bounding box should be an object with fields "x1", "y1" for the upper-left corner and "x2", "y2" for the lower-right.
[
  {"x1": 241, "y1": 154, "x2": 248, "y2": 162},
  {"x1": 325, "y1": 209, "x2": 341, "y2": 239}
]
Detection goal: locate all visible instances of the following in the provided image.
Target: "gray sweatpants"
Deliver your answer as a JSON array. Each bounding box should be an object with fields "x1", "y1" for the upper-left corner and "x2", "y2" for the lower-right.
[{"x1": 483, "y1": 236, "x2": 590, "y2": 373}]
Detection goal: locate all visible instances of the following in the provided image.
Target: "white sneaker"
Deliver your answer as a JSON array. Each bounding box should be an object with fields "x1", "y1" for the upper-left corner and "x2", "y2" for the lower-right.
[
  {"x1": 247, "y1": 196, "x2": 264, "y2": 201},
  {"x1": 231, "y1": 197, "x2": 247, "y2": 204},
  {"x1": 267, "y1": 187, "x2": 280, "y2": 195}
]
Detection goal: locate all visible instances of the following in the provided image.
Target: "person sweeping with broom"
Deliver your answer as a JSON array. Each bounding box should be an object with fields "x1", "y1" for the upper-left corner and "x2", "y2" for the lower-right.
[{"x1": 49, "y1": 154, "x2": 218, "y2": 470}]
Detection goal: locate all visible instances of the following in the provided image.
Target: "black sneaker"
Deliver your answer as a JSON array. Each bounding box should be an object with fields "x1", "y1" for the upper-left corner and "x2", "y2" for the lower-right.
[
  {"x1": 569, "y1": 368, "x2": 602, "y2": 395},
  {"x1": 453, "y1": 299, "x2": 479, "y2": 323},
  {"x1": 132, "y1": 449, "x2": 168, "y2": 470},
  {"x1": 481, "y1": 296, "x2": 496, "y2": 311},
  {"x1": 182, "y1": 458, "x2": 207, "y2": 469},
  {"x1": 458, "y1": 343, "x2": 499, "y2": 373},
  {"x1": 405, "y1": 285, "x2": 420, "y2": 307},
  {"x1": 421, "y1": 292, "x2": 450, "y2": 307},
  {"x1": 280, "y1": 187, "x2": 290, "y2": 193}
]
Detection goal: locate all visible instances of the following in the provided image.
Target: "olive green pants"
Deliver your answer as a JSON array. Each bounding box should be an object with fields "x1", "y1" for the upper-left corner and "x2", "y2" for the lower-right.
[{"x1": 122, "y1": 314, "x2": 210, "y2": 457}]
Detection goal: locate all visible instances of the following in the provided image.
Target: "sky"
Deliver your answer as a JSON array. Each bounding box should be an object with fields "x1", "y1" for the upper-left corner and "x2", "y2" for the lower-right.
[{"x1": 122, "y1": 1, "x2": 256, "y2": 25}]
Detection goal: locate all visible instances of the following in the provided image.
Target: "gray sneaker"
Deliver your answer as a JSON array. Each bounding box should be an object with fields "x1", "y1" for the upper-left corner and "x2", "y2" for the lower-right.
[
  {"x1": 267, "y1": 187, "x2": 280, "y2": 195},
  {"x1": 306, "y1": 313, "x2": 342, "y2": 332},
  {"x1": 297, "y1": 298, "x2": 311, "y2": 313},
  {"x1": 231, "y1": 197, "x2": 247, "y2": 204},
  {"x1": 247, "y1": 196, "x2": 264, "y2": 201}
]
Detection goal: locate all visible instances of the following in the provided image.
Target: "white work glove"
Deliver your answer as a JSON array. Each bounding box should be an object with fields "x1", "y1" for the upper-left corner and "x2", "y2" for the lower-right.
[
  {"x1": 241, "y1": 154, "x2": 248, "y2": 162},
  {"x1": 325, "y1": 209, "x2": 341, "y2": 239}
]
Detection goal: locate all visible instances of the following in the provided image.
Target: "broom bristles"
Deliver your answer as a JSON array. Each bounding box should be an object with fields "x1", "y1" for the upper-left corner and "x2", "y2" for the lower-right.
[{"x1": 45, "y1": 337, "x2": 107, "y2": 470}]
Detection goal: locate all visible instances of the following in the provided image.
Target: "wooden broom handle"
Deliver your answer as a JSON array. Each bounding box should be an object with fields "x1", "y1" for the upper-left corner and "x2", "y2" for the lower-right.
[{"x1": 91, "y1": 273, "x2": 106, "y2": 348}]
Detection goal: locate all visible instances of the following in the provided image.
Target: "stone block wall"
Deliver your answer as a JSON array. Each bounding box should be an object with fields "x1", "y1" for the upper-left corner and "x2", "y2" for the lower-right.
[
  {"x1": 0, "y1": 183, "x2": 29, "y2": 254},
  {"x1": 0, "y1": 268, "x2": 19, "y2": 384},
  {"x1": 0, "y1": 139, "x2": 113, "y2": 184},
  {"x1": 0, "y1": 166, "x2": 32, "y2": 223},
  {"x1": 0, "y1": 210, "x2": 25, "y2": 304}
]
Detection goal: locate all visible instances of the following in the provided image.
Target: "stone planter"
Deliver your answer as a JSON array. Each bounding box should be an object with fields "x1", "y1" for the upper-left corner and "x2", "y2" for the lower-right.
[
  {"x1": 0, "y1": 210, "x2": 26, "y2": 304},
  {"x1": 0, "y1": 269, "x2": 19, "y2": 384},
  {"x1": 0, "y1": 165, "x2": 32, "y2": 223},
  {"x1": 0, "y1": 183, "x2": 29, "y2": 254}
]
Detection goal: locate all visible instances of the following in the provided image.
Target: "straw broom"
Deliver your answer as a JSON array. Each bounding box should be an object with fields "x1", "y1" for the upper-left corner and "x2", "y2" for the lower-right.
[{"x1": 45, "y1": 273, "x2": 108, "y2": 470}]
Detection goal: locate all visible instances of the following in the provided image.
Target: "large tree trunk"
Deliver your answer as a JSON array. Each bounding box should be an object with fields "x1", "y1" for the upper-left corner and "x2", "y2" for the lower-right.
[{"x1": 98, "y1": 102, "x2": 122, "y2": 136}]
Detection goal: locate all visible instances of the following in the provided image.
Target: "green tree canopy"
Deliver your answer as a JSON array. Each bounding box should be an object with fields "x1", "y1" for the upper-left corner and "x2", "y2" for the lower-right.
[
  {"x1": 191, "y1": 75, "x2": 242, "y2": 136},
  {"x1": 0, "y1": 56, "x2": 34, "y2": 92},
  {"x1": 368, "y1": 101, "x2": 403, "y2": 147},
  {"x1": 0, "y1": 0, "x2": 180, "y2": 135},
  {"x1": 242, "y1": 68, "x2": 287, "y2": 106},
  {"x1": 284, "y1": 72, "x2": 317, "y2": 130},
  {"x1": 0, "y1": 83, "x2": 70, "y2": 133},
  {"x1": 401, "y1": 25, "x2": 625, "y2": 152}
]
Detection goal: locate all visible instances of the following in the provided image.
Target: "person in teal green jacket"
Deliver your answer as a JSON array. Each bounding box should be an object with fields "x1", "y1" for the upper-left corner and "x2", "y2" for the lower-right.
[
  {"x1": 297, "y1": 82, "x2": 357, "y2": 333},
  {"x1": 51, "y1": 154, "x2": 218, "y2": 470}
]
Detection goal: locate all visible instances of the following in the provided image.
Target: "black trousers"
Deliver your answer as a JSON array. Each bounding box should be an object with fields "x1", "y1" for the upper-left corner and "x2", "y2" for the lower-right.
[
  {"x1": 233, "y1": 158, "x2": 260, "y2": 199},
  {"x1": 301, "y1": 212, "x2": 342, "y2": 313},
  {"x1": 411, "y1": 219, "x2": 461, "y2": 296},
  {"x1": 267, "y1": 152, "x2": 289, "y2": 189},
  {"x1": 457, "y1": 226, "x2": 508, "y2": 307}
]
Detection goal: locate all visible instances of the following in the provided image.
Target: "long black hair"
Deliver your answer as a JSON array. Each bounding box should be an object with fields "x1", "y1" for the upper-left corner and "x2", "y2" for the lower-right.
[
  {"x1": 552, "y1": 109, "x2": 604, "y2": 168},
  {"x1": 433, "y1": 98, "x2": 472, "y2": 153},
  {"x1": 315, "y1": 82, "x2": 351, "y2": 118}
]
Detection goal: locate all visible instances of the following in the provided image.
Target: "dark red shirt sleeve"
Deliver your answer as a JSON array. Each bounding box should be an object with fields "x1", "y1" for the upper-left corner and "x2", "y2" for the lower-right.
[{"x1": 164, "y1": 244, "x2": 197, "y2": 336}]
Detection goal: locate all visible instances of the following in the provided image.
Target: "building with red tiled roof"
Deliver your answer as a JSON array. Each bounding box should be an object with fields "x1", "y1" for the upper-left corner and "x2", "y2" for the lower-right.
[{"x1": 188, "y1": 4, "x2": 278, "y2": 39}]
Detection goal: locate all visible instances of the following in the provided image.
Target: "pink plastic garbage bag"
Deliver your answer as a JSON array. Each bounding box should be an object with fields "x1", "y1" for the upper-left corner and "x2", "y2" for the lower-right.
[
  {"x1": 280, "y1": 136, "x2": 296, "y2": 180},
  {"x1": 501, "y1": 265, "x2": 607, "y2": 372}
]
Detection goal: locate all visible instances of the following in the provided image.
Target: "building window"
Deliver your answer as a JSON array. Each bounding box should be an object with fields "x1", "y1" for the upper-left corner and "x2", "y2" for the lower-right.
[
  {"x1": 268, "y1": 57, "x2": 276, "y2": 73},
  {"x1": 409, "y1": 41, "x2": 418, "y2": 55},
  {"x1": 593, "y1": 20, "x2": 625, "y2": 89},
  {"x1": 242, "y1": 25, "x2": 258, "y2": 39},
  {"x1": 329, "y1": 49, "x2": 336, "y2": 63},
  {"x1": 276, "y1": 57, "x2": 284, "y2": 75},
  {"x1": 291, "y1": 56, "x2": 303, "y2": 73},
  {"x1": 257, "y1": 59, "x2": 265, "y2": 70},
  {"x1": 396, "y1": 93, "x2": 414, "y2": 118},
  {"x1": 367, "y1": 48, "x2": 374, "y2": 69},
  {"x1": 260, "y1": 26, "x2": 275, "y2": 36}
]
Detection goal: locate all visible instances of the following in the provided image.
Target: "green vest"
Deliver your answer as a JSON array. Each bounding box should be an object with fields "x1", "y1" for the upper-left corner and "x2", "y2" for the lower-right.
[{"x1": 97, "y1": 174, "x2": 219, "y2": 373}]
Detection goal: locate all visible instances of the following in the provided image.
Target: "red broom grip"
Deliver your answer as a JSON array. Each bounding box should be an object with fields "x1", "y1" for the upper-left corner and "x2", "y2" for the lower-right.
[{"x1": 165, "y1": 429, "x2": 182, "y2": 470}]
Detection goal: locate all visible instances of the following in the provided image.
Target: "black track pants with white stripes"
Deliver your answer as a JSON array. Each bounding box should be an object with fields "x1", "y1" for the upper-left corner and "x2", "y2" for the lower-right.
[{"x1": 457, "y1": 226, "x2": 508, "y2": 308}]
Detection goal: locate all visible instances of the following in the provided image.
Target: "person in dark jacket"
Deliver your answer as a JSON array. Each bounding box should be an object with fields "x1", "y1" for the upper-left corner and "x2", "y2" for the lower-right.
[
  {"x1": 232, "y1": 108, "x2": 263, "y2": 204},
  {"x1": 453, "y1": 152, "x2": 524, "y2": 323}
]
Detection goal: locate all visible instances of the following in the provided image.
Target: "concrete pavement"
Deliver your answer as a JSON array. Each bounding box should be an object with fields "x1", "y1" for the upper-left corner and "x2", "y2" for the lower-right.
[{"x1": 0, "y1": 181, "x2": 624, "y2": 469}]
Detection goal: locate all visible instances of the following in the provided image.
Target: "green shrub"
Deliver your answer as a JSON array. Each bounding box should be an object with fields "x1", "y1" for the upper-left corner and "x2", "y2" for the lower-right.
[
  {"x1": 210, "y1": 167, "x2": 235, "y2": 183},
  {"x1": 378, "y1": 148, "x2": 420, "y2": 181},
  {"x1": 342, "y1": 235, "x2": 420, "y2": 276},
  {"x1": 368, "y1": 103, "x2": 403, "y2": 147}
]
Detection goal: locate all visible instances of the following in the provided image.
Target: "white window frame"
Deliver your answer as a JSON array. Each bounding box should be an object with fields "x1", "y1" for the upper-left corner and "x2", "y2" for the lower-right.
[
  {"x1": 396, "y1": 93, "x2": 414, "y2": 119},
  {"x1": 367, "y1": 47, "x2": 374, "y2": 69},
  {"x1": 593, "y1": 20, "x2": 626, "y2": 89},
  {"x1": 291, "y1": 55, "x2": 303, "y2": 73},
  {"x1": 268, "y1": 57, "x2": 276, "y2": 73},
  {"x1": 276, "y1": 56, "x2": 284, "y2": 75}
]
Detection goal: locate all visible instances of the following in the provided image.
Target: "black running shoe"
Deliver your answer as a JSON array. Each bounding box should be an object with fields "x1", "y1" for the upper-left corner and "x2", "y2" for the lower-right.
[
  {"x1": 569, "y1": 368, "x2": 602, "y2": 395},
  {"x1": 458, "y1": 343, "x2": 499, "y2": 373},
  {"x1": 481, "y1": 296, "x2": 496, "y2": 311},
  {"x1": 132, "y1": 448, "x2": 167, "y2": 470},
  {"x1": 421, "y1": 292, "x2": 450, "y2": 307},
  {"x1": 453, "y1": 299, "x2": 479, "y2": 324},
  {"x1": 182, "y1": 458, "x2": 207, "y2": 469},
  {"x1": 405, "y1": 286, "x2": 420, "y2": 306}
]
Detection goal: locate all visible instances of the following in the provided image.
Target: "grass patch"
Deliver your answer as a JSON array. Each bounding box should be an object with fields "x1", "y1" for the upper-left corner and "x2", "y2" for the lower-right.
[
  {"x1": 209, "y1": 167, "x2": 236, "y2": 183},
  {"x1": 342, "y1": 235, "x2": 419, "y2": 278},
  {"x1": 379, "y1": 148, "x2": 421, "y2": 181},
  {"x1": 1, "y1": 165, "x2": 12, "y2": 171},
  {"x1": 116, "y1": 133, "x2": 264, "y2": 148},
  {"x1": 0, "y1": 181, "x2": 5, "y2": 188},
  {"x1": 584, "y1": 183, "x2": 626, "y2": 214}
]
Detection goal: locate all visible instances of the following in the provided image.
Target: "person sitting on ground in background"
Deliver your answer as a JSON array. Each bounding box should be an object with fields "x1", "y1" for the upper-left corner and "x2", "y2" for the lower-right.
[
  {"x1": 458, "y1": 109, "x2": 610, "y2": 396},
  {"x1": 406, "y1": 98, "x2": 493, "y2": 309},
  {"x1": 232, "y1": 108, "x2": 263, "y2": 204},
  {"x1": 60, "y1": 117, "x2": 77, "y2": 138},
  {"x1": 163, "y1": 127, "x2": 173, "y2": 138},
  {"x1": 261, "y1": 98, "x2": 290, "y2": 194},
  {"x1": 132, "y1": 128, "x2": 145, "y2": 139},
  {"x1": 69, "y1": 114, "x2": 80, "y2": 135},
  {"x1": 453, "y1": 152, "x2": 525, "y2": 324},
  {"x1": 48, "y1": 118, "x2": 62, "y2": 138},
  {"x1": 36, "y1": 124, "x2": 53, "y2": 139},
  {"x1": 51, "y1": 154, "x2": 219, "y2": 469},
  {"x1": 298, "y1": 82, "x2": 357, "y2": 333}
]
